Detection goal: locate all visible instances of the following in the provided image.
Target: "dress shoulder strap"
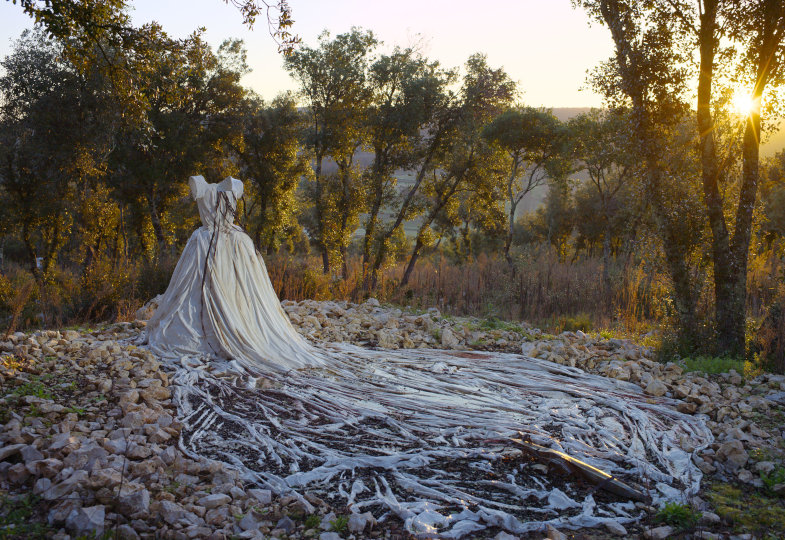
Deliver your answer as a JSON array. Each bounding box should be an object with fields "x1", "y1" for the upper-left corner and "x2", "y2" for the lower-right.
[{"x1": 189, "y1": 175, "x2": 208, "y2": 201}]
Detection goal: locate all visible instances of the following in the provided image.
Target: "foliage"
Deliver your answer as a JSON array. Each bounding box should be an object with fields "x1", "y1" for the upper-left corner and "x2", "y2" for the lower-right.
[
  {"x1": 760, "y1": 465, "x2": 785, "y2": 496},
  {"x1": 233, "y1": 92, "x2": 309, "y2": 253},
  {"x1": 328, "y1": 515, "x2": 349, "y2": 534},
  {"x1": 679, "y1": 356, "x2": 747, "y2": 376},
  {"x1": 285, "y1": 27, "x2": 378, "y2": 276},
  {"x1": 303, "y1": 514, "x2": 321, "y2": 529},
  {"x1": 0, "y1": 493, "x2": 51, "y2": 539},
  {"x1": 655, "y1": 501, "x2": 701, "y2": 529},
  {"x1": 708, "y1": 482, "x2": 785, "y2": 537},
  {"x1": 573, "y1": 0, "x2": 785, "y2": 357},
  {"x1": 0, "y1": 9, "x2": 784, "y2": 375},
  {"x1": 559, "y1": 313, "x2": 593, "y2": 333},
  {"x1": 483, "y1": 107, "x2": 565, "y2": 266}
]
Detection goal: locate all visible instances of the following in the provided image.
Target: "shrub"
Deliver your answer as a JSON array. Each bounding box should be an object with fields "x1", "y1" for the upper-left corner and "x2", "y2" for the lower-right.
[
  {"x1": 560, "y1": 312, "x2": 593, "y2": 333},
  {"x1": 655, "y1": 501, "x2": 701, "y2": 529}
]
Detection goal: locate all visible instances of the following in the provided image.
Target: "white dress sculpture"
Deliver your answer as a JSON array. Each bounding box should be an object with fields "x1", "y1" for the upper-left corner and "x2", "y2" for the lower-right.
[
  {"x1": 143, "y1": 175, "x2": 712, "y2": 537},
  {"x1": 146, "y1": 175, "x2": 324, "y2": 370}
]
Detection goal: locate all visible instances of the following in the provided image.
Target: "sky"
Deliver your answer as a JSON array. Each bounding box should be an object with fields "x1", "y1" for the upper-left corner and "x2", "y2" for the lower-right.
[{"x1": 0, "y1": 0, "x2": 615, "y2": 108}]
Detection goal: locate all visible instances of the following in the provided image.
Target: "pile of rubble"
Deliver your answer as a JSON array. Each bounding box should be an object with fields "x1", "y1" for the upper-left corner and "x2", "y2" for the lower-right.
[{"x1": 0, "y1": 297, "x2": 783, "y2": 539}]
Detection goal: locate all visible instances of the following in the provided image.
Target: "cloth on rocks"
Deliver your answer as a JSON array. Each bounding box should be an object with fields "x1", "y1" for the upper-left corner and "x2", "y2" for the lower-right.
[{"x1": 142, "y1": 176, "x2": 713, "y2": 538}]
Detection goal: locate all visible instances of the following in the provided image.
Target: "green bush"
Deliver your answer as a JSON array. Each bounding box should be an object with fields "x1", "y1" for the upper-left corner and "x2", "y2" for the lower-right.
[
  {"x1": 656, "y1": 501, "x2": 701, "y2": 529},
  {"x1": 560, "y1": 312, "x2": 593, "y2": 332}
]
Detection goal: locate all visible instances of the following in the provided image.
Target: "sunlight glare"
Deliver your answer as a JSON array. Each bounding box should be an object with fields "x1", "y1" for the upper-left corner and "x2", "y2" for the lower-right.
[{"x1": 731, "y1": 91, "x2": 754, "y2": 116}]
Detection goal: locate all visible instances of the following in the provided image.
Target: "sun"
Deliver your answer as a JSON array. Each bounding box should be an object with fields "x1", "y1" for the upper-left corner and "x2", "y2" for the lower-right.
[{"x1": 731, "y1": 91, "x2": 755, "y2": 116}]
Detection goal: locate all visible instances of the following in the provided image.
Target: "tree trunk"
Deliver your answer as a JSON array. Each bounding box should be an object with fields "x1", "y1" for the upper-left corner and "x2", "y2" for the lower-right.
[
  {"x1": 696, "y1": 0, "x2": 743, "y2": 355},
  {"x1": 321, "y1": 248, "x2": 330, "y2": 274},
  {"x1": 314, "y1": 152, "x2": 331, "y2": 274},
  {"x1": 717, "y1": 93, "x2": 764, "y2": 355},
  {"x1": 368, "y1": 131, "x2": 442, "y2": 291},
  {"x1": 362, "y1": 148, "x2": 388, "y2": 283},
  {"x1": 340, "y1": 245, "x2": 348, "y2": 281},
  {"x1": 602, "y1": 221, "x2": 612, "y2": 304},
  {"x1": 401, "y1": 234, "x2": 424, "y2": 287},
  {"x1": 149, "y1": 191, "x2": 166, "y2": 249},
  {"x1": 22, "y1": 224, "x2": 41, "y2": 282},
  {"x1": 504, "y1": 199, "x2": 518, "y2": 272}
]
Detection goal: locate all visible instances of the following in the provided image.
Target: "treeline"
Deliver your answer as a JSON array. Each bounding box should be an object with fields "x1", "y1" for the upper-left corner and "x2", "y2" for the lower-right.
[{"x1": 0, "y1": 14, "x2": 784, "y2": 366}]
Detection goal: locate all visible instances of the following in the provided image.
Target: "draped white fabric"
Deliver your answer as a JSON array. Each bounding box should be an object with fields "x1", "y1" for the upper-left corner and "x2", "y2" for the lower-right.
[
  {"x1": 145, "y1": 175, "x2": 325, "y2": 371},
  {"x1": 143, "y1": 177, "x2": 712, "y2": 537}
]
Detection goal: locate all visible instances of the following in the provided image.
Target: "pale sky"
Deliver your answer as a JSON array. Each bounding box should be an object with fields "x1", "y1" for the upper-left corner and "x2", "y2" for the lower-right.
[{"x1": 0, "y1": 0, "x2": 614, "y2": 107}]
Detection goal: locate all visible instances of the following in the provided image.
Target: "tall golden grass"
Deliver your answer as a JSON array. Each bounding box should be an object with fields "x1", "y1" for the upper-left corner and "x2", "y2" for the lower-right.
[{"x1": 1, "y1": 247, "x2": 781, "y2": 358}]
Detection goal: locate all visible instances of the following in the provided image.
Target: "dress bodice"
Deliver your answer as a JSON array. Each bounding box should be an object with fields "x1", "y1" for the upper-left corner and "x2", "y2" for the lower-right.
[{"x1": 189, "y1": 175, "x2": 244, "y2": 231}]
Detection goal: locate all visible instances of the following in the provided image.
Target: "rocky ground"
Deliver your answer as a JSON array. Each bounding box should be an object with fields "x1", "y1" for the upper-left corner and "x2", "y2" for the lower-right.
[{"x1": 0, "y1": 298, "x2": 783, "y2": 539}]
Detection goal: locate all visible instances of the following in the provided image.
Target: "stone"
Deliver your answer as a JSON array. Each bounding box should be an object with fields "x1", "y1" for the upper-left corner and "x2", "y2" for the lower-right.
[
  {"x1": 248, "y1": 488, "x2": 272, "y2": 505},
  {"x1": 276, "y1": 515, "x2": 296, "y2": 533},
  {"x1": 126, "y1": 442, "x2": 152, "y2": 460},
  {"x1": 644, "y1": 525, "x2": 674, "y2": 540},
  {"x1": 440, "y1": 327, "x2": 460, "y2": 349},
  {"x1": 103, "y1": 438, "x2": 127, "y2": 454},
  {"x1": 33, "y1": 477, "x2": 52, "y2": 495},
  {"x1": 49, "y1": 433, "x2": 81, "y2": 452},
  {"x1": 8, "y1": 462, "x2": 29, "y2": 483},
  {"x1": 0, "y1": 443, "x2": 25, "y2": 461},
  {"x1": 118, "y1": 486, "x2": 151, "y2": 516},
  {"x1": 644, "y1": 379, "x2": 668, "y2": 397},
  {"x1": 140, "y1": 385, "x2": 171, "y2": 402},
  {"x1": 42, "y1": 469, "x2": 89, "y2": 500},
  {"x1": 238, "y1": 513, "x2": 259, "y2": 531},
  {"x1": 20, "y1": 444, "x2": 44, "y2": 463},
  {"x1": 159, "y1": 500, "x2": 200, "y2": 526},
  {"x1": 204, "y1": 506, "x2": 229, "y2": 525},
  {"x1": 320, "y1": 512, "x2": 336, "y2": 530},
  {"x1": 717, "y1": 439, "x2": 748, "y2": 471},
  {"x1": 115, "y1": 524, "x2": 141, "y2": 540},
  {"x1": 677, "y1": 402, "x2": 697, "y2": 414},
  {"x1": 63, "y1": 440, "x2": 108, "y2": 470},
  {"x1": 320, "y1": 534, "x2": 342, "y2": 540},
  {"x1": 121, "y1": 412, "x2": 145, "y2": 429},
  {"x1": 347, "y1": 511, "x2": 375, "y2": 533},
  {"x1": 198, "y1": 493, "x2": 231, "y2": 509},
  {"x1": 603, "y1": 521, "x2": 627, "y2": 536},
  {"x1": 754, "y1": 461, "x2": 776, "y2": 474},
  {"x1": 65, "y1": 504, "x2": 105, "y2": 537},
  {"x1": 545, "y1": 524, "x2": 567, "y2": 540},
  {"x1": 737, "y1": 469, "x2": 754, "y2": 483},
  {"x1": 160, "y1": 445, "x2": 178, "y2": 465},
  {"x1": 700, "y1": 511, "x2": 721, "y2": 524},
  {"x1": 493, "y1": 533, "x2": 519, "y2": 540}
]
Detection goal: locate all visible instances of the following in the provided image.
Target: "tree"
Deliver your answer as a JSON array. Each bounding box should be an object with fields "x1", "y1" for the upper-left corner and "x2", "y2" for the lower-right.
[
  {"x1": 233, "y1": 93, "x2": 309, "y2": 253},
  {"x1": 568, "y1": 108, "x2": 636, "y2": 292},
  {"x1": 0, "y1": 31, "x2": 116, "y2": 279},
  {"x1": 483, "y1": 107, "x2": 564, "y2": 270},
  {"x1": 574, "y1": 0, "x2": 710, "y2": 345},
  {"x1": 358, "y1": 48, "x2": 456, "y2": 288},
  {"x1": 575, "y1": 0, "x2": 785, "y2": 354},
  {"x1": 284, "y1": 27, "x2": 378, "y2": 275},
  {"x1": 8, "y1": 0, "x2": 299, "y2": 53},
  {"x1": 109, "y1": 27, "x2": 247, "y2": 253},
  {"x1": 400, "y1": 53, "x2": 517, "y2": 286}
]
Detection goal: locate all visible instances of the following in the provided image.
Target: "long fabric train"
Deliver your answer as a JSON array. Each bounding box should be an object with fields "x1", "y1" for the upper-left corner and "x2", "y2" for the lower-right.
[{"x1": 144, "y1": 176, "x2": 712, "y2": 537}]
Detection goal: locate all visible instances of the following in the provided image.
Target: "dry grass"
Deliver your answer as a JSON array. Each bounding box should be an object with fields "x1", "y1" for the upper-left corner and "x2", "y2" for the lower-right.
[
  {"x1": 262, "y1": 247, "x2": 666, "y2": 335},
  {"x1": 1, "y1": 245, "x2": 782, "y2": 367}
]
